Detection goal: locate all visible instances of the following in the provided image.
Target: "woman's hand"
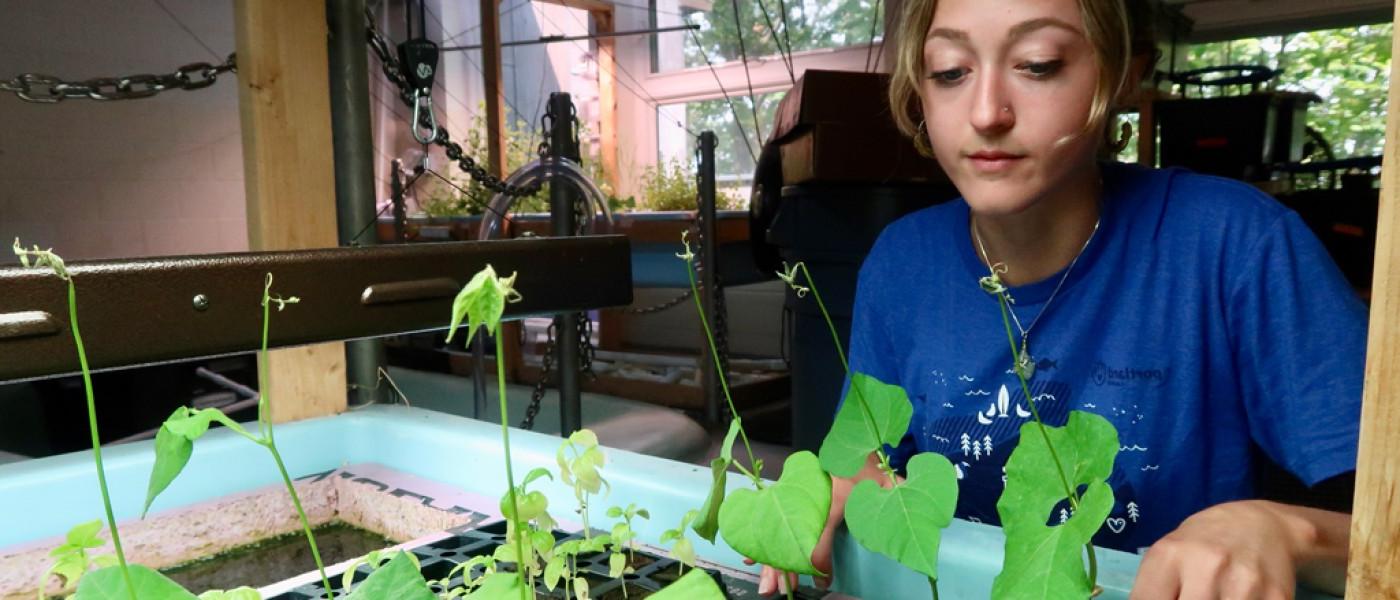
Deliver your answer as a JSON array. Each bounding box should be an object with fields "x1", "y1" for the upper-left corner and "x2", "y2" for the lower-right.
[
  {"x1": 746, "y1": 533, "x2": 834, "y2": 597},
  {"x1": 1130, "y1": 500, "x2": 1349, "y2": 599}
]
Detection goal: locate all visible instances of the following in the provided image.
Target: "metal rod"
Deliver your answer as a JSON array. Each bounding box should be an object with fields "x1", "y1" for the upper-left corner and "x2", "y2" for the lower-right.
[
  {"x1": 549, "y1": 92, "x2": 583, "y2": 437},
  {"x1": 329, "y1": 0, "x2": 385, "y2": 408},
  {"x1": 697, "y1": 131, "x2": 721, "y2": 425},
  {"x1": 442, "y1": 24, "x2": 699, "y2": 52}
]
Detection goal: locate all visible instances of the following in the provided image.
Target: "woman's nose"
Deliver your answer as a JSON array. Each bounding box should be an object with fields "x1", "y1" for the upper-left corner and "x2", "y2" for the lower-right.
[{"x1": 969, "y1": 75, "x2": 1015, "y2": 134}]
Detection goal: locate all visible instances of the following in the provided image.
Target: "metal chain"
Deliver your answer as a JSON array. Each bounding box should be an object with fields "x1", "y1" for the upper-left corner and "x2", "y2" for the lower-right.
[
  {"x1": 366, "y1": 14, "x2": 540, "y2": 198},
  {"x1": 695, "y1": 216, "x2": 732, "y2": 382},
  {"x1": 1, "y1": 54, "x2": 236, "y2": 103},
  {"x1": 521, "y1": 323, "x2": 556, "y2": 431},
  {"x1": 519, "y1": 313, "x2": 595, "y2": 431},
  {"x1": 620, "y1": 289, "x2": 694, "y2": 315}
]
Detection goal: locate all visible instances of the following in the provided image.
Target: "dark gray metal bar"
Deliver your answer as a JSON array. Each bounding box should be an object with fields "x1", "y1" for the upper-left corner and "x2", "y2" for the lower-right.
[
  {"x1": 328, "y1": 0, "x2": 383, "y2": 407},
  {"x1": 0, "y1": 237, "x2": 632, "y2": 383},
  {"x1": 549, "y1": 92, "x2": 583, "y2": 437},
  {"x1": 697, "y1": 131, "x2": 722, "y2": 425}
]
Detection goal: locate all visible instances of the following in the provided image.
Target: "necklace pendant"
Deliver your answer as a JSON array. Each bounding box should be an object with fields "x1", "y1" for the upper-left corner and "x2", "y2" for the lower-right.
[{"x1": 1015, "y1": 342, "x2": 1036, "y2": 381}]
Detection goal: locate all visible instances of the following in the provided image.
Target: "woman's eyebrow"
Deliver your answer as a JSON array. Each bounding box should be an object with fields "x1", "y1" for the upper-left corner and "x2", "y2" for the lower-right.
[
  {"x1": 925, "y1": 17, "x2": 1084, "y2": 44},
  {"x1": 1007, "y1": 17, "x2": 1083, "y2": 42}
]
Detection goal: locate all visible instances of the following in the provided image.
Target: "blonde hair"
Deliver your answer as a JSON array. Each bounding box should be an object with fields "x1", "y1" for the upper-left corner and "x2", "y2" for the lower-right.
[{"x1": 888, "y1": 0, "x2": 1136, "y2": 156}]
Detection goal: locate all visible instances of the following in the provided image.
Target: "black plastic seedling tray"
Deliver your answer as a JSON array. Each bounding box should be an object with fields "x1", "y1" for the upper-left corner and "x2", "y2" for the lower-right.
[{"x1": 273, "y1": 520, "x2": 825, "y2": 599}]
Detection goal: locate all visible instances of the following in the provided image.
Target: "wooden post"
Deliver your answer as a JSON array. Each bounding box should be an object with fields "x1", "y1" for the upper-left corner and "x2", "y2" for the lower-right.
[
  {"x1": 1347, "y1": 1, "x2": 1400, "y2": 594},
  {"x1": 592, "y1": 8, "x2": 620, "y2": 192},
  {"x1": 481, "y1": 0, "x2": 508, "y2": 178},
  {"x1": 234, "y1": 0, "x2": 347, "y2": 423}
]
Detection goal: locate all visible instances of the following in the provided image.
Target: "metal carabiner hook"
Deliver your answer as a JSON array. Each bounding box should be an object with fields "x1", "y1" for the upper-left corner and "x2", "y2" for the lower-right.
[{"x1": 411, "y1": 89, "x2": 438, "y2": 145}]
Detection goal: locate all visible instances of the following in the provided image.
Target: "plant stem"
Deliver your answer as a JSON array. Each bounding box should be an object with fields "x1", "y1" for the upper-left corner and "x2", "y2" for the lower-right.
[
  {"x1": 496, "y1": 333, "x2": 530, "y2": 600},
  {"x1": 685, "y1": 260, "x2": 760, "y2": 481},
  {"x1": 929, "y1": 576, "x2": 940, "y2": 600},
  {"x1": 993, "y1": 291, "x2": 1099, "y2": 587},
  {"x1": 994, "y1": 293, "x2": 1077, "y2": 507},
  {"x1": 268, "y1": 441, "x2": 333, "y2": 593},
  {"x1": 67, "y1": 280, "x2": 137, "y2": 600},
  {"x1": 796, "y1": 264, "x2": 898, "y2": 486},
  {"x1": 257, "y1": 280, "x2": 333, "y2": 595}
]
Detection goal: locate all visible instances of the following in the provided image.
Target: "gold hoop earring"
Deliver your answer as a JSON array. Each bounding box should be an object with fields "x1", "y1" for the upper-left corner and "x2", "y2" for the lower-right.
[
  {"x1": 1106, "y1": 115, "x2": 1132, "y2": 154},
  {"x1": 913, "y1": 119, "x2": 933, "y2": 157}
]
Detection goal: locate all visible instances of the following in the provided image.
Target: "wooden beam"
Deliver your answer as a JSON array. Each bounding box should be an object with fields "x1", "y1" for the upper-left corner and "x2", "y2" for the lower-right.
[
  {"x1": 592, "y1": 8, "x2": 620, "y2": 192},
  {"x1": 1347, "y1": 1, "x2": 1400, "y2": 594},
  {"x1": 481, "y1": 0, "x2": 508, "y2": 178},
  {"x1": 234, "y1": 0, "x2": 346, "y2": 423}
]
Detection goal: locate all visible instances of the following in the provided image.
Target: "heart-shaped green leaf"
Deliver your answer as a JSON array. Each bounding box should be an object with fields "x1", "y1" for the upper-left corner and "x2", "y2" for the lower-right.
[
  {"x1": 992, "y1": 411, "x2": 1119, "y2": 599},
  {"x1": 73, "y1": 565, "x2": 197, "y2": 600},
  {"x1": 346, "y1": 551, "x2": 437, "y2": 600},
  {"x1": 846, "y1": 452, "x2": 958, "y2": 579},
  {"x1": 718, "y1": 451, "x2": 831, "y2": 575},
  {"x1": 649, "y1": 568, "x2": 727, "y2": 600},
  {"x1": 463, "y1": 572, "x2": 524, "y2": 599},
  {"x1": 819, "y1": 372, "x2": 913, "y2": 478}
]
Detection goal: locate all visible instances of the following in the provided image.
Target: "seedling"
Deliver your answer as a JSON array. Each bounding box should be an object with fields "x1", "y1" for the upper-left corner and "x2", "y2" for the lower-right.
[
  {"x1": 445, "y1": 264, "x2": 531, "y2": 600},
  {"x1": 603, "y1": 503, "x2": 649, "y2": 598},
  {"x1": 677, "y1": 234, "x2": 828, "y2": 598},
  {"x1": 658, "y1": 509, "x2": 700, "y2": 576},
  {"x1": 780, "y1": 262, "x2": 960, "y2": 598},
  {"x1": 34, "y1": 520, "x2": 116, "y2": 599},
  {"x1": 139, "y1": 273, "x2": 334, "y2": 594},
  {"x1": 979, "y1": 266, "x2": 1119, "y2": 598},
  {"x1": 498, "y1": 466, "x2": 559, "y2": 591},
  {"x1": 678, "y1": 236, "x2": 832, "y2": 600},
  {"x1": 15, "y1": 240, "x2": 137, "y2": 600},
  {"x1": 605, "y1": 503, "x2": 649, "y2": 573},
  {"x1": 557, "y1": 430, "x2": 609, "y2": 541}
]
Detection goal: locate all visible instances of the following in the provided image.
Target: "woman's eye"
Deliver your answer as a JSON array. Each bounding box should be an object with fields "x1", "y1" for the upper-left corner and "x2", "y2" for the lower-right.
[
  {"x1": 1018, "y1": 60, "x2": 1064, "y2": 78},
  {"x1": 928, "y1": 67, "x2": 968, "y2": 86}
]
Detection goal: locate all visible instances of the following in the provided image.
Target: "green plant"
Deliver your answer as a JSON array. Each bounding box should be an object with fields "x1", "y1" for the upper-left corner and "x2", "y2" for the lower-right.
[
  {"x1": 978, "y1": 265, "x2": 1119, "y2": 598},
  {"x1": 658, "y1": 509, "x2": 700, "y2": 576},
  {"x1": 497, "y1": 466, "x2": 558, "y2": 592},
  {"x1": 633, "y1": 159, "x2": 743, "y2": 212},
  {"x1": 445, "y1": 264, "x2": 531, "y2": 600},
  {"x1": 603, "y1": 504, "x2": 649, "y2": 599},
  {"x1": 778, "y1": 261, "x2": 960, "y2": 598},
  {"x1": 140, "y1": 274, "x2": 334, "y2": 595},
  {"x1": 557, "y1": 430, "x2": 609, "y2": 541},
  {"x1": 14, "y1": 240, "x2": 138, "y2": 600},
  {"x1": 605, "y1": 503, "x2": 649, "y2": 573},
  {"x1": 677, "y1": 235, "x2": 832, "y2": 600},
  {"x1": 418, "y1": 107, "x2": 632, "y2": 218},
  {"x1": 34, "y1": 520, "x2": 116, "y2": 599}
]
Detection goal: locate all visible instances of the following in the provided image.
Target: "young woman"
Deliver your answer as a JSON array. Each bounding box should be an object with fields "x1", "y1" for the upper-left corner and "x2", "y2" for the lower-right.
[{"x1": 759, "y1": 0, "x2": 1361, "y2": 597}]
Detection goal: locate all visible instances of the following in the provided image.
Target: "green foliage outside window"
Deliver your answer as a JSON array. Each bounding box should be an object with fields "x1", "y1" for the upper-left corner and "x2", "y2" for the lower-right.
[{"x1": 1180, "y1": 23, "x2": 1392, "y2": 159}]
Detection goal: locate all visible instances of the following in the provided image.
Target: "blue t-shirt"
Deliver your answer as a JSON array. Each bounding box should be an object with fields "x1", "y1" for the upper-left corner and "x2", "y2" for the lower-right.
[{"x1": 847, "y1": 162, "x2": 1366, "y2": 552}]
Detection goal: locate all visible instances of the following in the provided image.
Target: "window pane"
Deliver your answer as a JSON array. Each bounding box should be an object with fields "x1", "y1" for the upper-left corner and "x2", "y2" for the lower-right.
[{"x1": 652, "y1": 0, "x2": 884, "y2": 70}]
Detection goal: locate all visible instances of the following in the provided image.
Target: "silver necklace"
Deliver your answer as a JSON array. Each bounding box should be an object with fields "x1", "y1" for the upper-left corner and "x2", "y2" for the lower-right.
[{"x1": 973, "y1": 215, "x2": 1100, "y2": 380}]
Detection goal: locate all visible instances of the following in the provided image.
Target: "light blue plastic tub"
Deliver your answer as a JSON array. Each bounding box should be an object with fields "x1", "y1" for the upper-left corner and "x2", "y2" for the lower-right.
[{"x1": 0, "y1": 406, "x2": 1335, "y2": 598}]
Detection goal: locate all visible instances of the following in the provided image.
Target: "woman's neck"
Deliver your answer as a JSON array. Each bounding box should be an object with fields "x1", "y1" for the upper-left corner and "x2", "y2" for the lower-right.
[{"x1": 971, "y1": 164, "x2": 1102, "y2": 287}]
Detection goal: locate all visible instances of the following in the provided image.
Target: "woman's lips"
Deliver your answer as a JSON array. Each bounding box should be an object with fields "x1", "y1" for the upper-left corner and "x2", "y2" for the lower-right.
[{"x1": 966, "y1": 151, "x2": 1026, "y2": 174}]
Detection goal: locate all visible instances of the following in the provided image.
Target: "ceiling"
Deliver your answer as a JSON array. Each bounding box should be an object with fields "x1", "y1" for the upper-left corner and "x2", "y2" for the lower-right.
[{"x1": 1164, "y1": 0, "x2": 1393, "y2": 42}]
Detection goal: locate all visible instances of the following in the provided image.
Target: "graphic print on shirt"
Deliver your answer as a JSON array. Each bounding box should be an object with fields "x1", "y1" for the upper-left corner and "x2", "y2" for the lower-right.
[{"x1": 917, "y1": 369, "x2": 1148, "y2": 549}]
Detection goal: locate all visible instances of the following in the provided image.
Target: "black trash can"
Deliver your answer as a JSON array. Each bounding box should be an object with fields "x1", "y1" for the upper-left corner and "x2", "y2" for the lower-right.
[{"x1": 768, "y1": 182, "x2": 957, "y2": 452}]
